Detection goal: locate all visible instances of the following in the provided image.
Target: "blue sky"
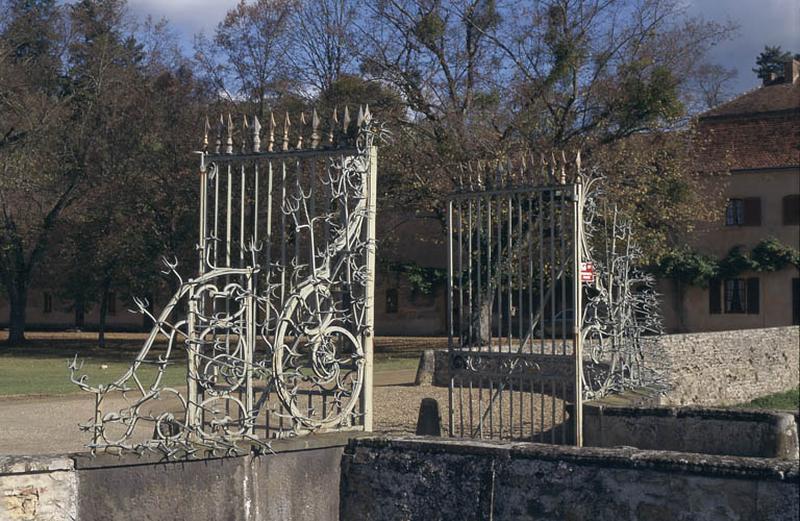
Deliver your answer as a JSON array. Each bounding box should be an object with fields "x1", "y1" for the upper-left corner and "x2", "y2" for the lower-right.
[{"x1": 127, "y1": 0, "x2": 800, "y2": 95}]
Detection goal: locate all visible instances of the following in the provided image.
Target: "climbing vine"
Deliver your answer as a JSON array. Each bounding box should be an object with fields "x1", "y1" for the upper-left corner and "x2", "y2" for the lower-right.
[{"x1": 656, "y1": 238, "x2": 800, "y2": 285}]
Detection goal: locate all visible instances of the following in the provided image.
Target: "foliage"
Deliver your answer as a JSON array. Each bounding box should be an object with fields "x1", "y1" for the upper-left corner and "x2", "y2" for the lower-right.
[
  {"x1": 736, "y1": 387, "x2": 800, "y2": 412},
  {"x1": 750, "y1": 238, "x2": 800, "y2": 271},
  {"x1": 390, "y1": 262, "x2": 446, "y2": 296},
  {"x1": 753, "y1": 45, "x2": 798, "y2": 82},
  {"x1": 656, "y1": 249, "x2": 718, "y2": 287},
  {"x1": 656, "y1": 239, "x2": 800, "y2": 286}
]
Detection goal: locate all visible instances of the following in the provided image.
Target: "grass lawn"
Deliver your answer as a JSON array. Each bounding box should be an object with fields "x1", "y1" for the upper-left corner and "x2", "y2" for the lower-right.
[
  {"x1": 0, "y1": 338, "x2": 420, "y2": 397},
  {"x1": 737, "y1": 387, "x2": 800, "y2": 412}
]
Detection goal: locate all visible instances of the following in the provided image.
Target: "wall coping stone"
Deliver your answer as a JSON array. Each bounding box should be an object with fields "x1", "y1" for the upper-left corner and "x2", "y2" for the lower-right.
[
  {"x1": 0, "y1": 454, "x2": 75, "y2": 476},
  {"x1": 347, "y1": 435, "x2": 800, "y2": 482},
  {"x1": 583, "y1": 403, "x2": 797, "y2": 423},
  {"x1": 71, "y1": 431, "x2": 367, "y2": 470}
]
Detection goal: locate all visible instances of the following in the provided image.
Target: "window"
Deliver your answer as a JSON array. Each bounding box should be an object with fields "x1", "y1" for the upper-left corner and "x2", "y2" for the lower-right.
[
  {"x1": 43, "y1": 292, "x2": 52, "y2": 314},
  {"x1": 721, "y1": 277, "x2": 759, "y2": 314},
  {"x1": 725, "y1": 197, "x2": 761, "y2": 226},
  {"x1": 385, "y1": 288, "x2": 398, "y2": 314},
  {"x1": 725, "y1": 199, "x2": 743, "y2": 226},
  {"x1": 783, "y1": 194, "x2": 800, "y2": 225},
  {"x1": 107, "y1": 292, "x2": 116, "y2": 315}
]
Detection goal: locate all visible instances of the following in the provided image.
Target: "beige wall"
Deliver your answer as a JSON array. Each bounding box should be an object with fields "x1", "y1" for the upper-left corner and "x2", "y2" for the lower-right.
[
  {"x1": 0, "y1": 290, "x2": 145, "y2": 331},
  {"x1": 661, "y1": 167, "x2": 800, "y2": 332}
]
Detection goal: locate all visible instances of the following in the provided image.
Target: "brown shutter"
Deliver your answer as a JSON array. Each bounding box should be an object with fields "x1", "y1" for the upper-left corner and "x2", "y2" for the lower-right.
[
  {"x1": 743, "y1": 197, "x2": 761, "y2": 226},
  {"x1": 709, "y1": 278, "x2": 721, "y2": 314},
  {"x1": 746, "y1": 277, "x2": 760, "y2": 314},
  {"x1": 783, "y1": 195, "x2": 800, "y2": 225}
]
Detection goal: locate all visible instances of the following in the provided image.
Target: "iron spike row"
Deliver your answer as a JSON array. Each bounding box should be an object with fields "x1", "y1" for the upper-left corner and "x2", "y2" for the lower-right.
[
  {"x1": 226, "y1": 113, "x2": 234, "y2": 155},
  {"x1": 282, "y1": 112, "x2": 291, "y2": 151},
  {"x1": 341, "y1": 105, "x2": 351, "y2": 145},
  {"x1": 203, "y1": 116, "x2": 211, "y2": 152},
  {"x1": 329, "y1": 106, "x2": 338, "y2": 145},
  {"x1": 268, "y1": 111, "x2": 276, "y2": 152},
  {"x1": 311, "y1": 108, "x2": 320, "y2": 149},
  {"x1": 252, "y1": 115, "x2": 261, "y2": 153},
  {"x1": 215, "y1": 114, "x2": 224, "y2": 154},
  {"x1": 241, "y1": 115, "x2": 249, "y2": 154},
  {"x1": 296, "y1": 112, "x2": 306, "y2": 149}
]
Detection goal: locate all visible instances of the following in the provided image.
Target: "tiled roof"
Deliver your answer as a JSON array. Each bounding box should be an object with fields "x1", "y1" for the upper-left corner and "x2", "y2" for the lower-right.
[
  {"x1": 696, "y1": 81, "x2": 799, "y2": 171},
  {"x1": 701, "y1": 81, "x2": 799, "y2": 120}
]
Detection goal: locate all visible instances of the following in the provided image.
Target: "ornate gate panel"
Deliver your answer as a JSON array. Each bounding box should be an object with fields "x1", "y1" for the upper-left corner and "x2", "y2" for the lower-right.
[
  {"x1": 447, "y1": 157, "x2": 585, "y2": 445},
  {"x1": 71, "y1": 108, "x2": 381, "y2": 456}
]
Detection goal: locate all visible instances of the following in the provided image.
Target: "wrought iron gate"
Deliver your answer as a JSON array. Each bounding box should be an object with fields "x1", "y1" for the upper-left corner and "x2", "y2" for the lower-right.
[
  {"x1": 71, "y1": 107, "x2": 380, "y2": 457},
  {"x1": 447, "y1": 157, "x2": 585, "y2": 445}
]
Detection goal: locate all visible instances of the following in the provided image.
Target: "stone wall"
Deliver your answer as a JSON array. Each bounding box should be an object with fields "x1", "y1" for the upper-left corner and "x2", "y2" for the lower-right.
[
  {"x1": 581, "y1": 403, "x2": 799, "y2": 459},
  {"x1": 0, "y1": 434, "x2": 354, "y2": 521},
  {"x1": 656, "y1": 326, "x2": 799, "y2": 406},
  {"x1": 424, "y1": 326, "x2": 800, "y2": 406},
  {"x1": 340, "y1": 436, "x2": 800, "y2": 521}
]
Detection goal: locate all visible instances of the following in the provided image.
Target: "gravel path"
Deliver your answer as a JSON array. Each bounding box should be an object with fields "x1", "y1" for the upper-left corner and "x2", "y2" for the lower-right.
[{"x1": 0, "y1": 368, "x2": 563, "y2": 455}]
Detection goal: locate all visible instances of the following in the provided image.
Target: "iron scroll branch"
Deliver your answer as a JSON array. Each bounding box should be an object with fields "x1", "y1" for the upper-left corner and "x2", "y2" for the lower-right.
[{"x1": 69, "y1": 108, "x2": 385, "y2": 458}]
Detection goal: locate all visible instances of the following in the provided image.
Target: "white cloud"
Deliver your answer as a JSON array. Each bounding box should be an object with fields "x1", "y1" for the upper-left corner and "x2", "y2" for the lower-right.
[
  {"x1": 688, "y1": 0, "x2": 800, "y2": 92},
  {"x1": 127, "y1": 0, "x2": 238, "y2": 37}
]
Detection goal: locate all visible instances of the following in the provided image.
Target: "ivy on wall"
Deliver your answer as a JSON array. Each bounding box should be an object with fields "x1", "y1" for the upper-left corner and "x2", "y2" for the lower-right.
[
  {"x1": 656, "y1": 238, "x2": 800, "y2": 286},
  {"x1": 385, "y1": 262, "x2": 446, "y2": 296}
]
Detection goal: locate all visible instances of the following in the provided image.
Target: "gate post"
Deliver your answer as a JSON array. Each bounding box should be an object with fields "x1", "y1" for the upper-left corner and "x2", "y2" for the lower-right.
[
  {"x1": 362, "y1": 144, "x2": 378, "y2": 431},
  {"x1": 573, "y1": 182, "x2": 584, "y2": 447}
]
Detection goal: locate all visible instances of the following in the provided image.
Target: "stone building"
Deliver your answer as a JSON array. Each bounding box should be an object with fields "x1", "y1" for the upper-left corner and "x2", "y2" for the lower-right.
[{"x1": 660, "y1": 59, "x2": 800, "y2": 332}]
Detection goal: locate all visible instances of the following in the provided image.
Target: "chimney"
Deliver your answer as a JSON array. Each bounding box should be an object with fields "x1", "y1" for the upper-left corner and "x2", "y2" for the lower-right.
[{"x1": 784, "y1": 59, "x2": 799, "y2": 85}]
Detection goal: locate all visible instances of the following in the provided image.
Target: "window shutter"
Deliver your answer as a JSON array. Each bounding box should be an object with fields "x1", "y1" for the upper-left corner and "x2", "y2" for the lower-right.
[
  {"x1": 709, "y1": 278, "x2": 721, "y2": 314},
  {"x1": 783, "y1": 195, "x2": 800, "y2": 225},
  {"x1": 746, "y1": 277, "x2": 760, "y2": 314},
  {"x1": 743, "y1": 197, "x2": 761, "y2": 226}
]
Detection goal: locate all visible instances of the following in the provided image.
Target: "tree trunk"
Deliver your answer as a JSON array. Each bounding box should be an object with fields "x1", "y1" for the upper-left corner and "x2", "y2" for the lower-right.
[
  {"x1": 7, "y1": 280, "x2": 28, "y2": 345},
  {"x1": 98, "y1": 278, "x2": 110, "y2": 348},
  {"x1": 74, "y1": 296, "x2": 85, "y2": 330}
]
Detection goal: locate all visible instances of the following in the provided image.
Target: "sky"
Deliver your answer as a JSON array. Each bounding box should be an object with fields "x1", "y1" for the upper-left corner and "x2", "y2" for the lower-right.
[{"x1": 126, "y1": 0, "x2": 800, "y2": 96}]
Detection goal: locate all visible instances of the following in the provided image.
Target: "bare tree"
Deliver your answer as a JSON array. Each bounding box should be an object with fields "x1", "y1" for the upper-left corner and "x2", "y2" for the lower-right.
[
  {"x1": 290, "y1": 0, "x2": 359, "y2": 93},
  {"x1": 194, "y1": 0, "x2": 295, "y2": 118}
]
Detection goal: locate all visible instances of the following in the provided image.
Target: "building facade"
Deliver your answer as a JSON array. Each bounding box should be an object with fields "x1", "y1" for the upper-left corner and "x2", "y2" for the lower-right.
[{"x1": 660, "y1": 60, "x2": 800, "y2": 332}]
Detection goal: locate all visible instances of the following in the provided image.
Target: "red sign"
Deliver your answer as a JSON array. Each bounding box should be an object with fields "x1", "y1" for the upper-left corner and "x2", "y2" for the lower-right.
[{"x1": 580, "y1": 262, "x2": 595, "y2": 283}]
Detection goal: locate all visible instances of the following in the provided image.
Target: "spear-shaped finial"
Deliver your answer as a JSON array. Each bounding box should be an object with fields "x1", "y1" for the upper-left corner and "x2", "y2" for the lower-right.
[
  {"x1": 225, "y1": 114, "x2": 234, "y2": 154},
  {"x1": 549, "y1": 151, "x2": 557, "y2": 183},
  {"x1": 282, "y1": 112, "x2": 291, "y2": 151},
  {"x1": 241, "y1": 115, "x2": 249, "y2": 154},
  {"x1": 575, "y1": 149, "x2": 582, "y2": 175},
  {"x1": 252, "y1": 115, "x2": 261, "y2": 153},
  {"x1": 296, "y1": 112, "x2": 306, "y2": 149},
  {"x1": 357, "y1": 105, "x2": 365, "y2": 127},
  {"x1": 342, "y1": 105, "x2": 351, "y2": 139},
  {"x1": 215, "y1": 114, "x2": 224, "y2": 154},
  {"x1": 203, "y1": 116, "x2": 210, "y2": 152},
  {"x1": 311, "y1": 108, "x2": 320, "y2": 148},
  {"x1": 560, "y1": 150, "x2": 567, "y2": 184},
  {"x1": 268, "y1": 111, "x2": 276, "y2": 152},
  {"x1": 364, "y1": 104, "x2": 371, "y2": 120},
  {"x1": 329, "y1": 107, "x2": 339, "y2": 145}
]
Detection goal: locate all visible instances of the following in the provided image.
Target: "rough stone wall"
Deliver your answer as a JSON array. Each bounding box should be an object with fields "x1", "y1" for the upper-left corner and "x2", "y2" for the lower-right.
[
  {"x1": 582, "y1": 404, "x2": 799, "y2": 459},
  {"x1": 0, "y1": 456, "x2": 78, "y2": 521},
  {"x1": 426, "y1": 326, "x2": 800, "y2": 406},
  {"x1": 340, "y1": 436, "x2": 800, "y2": 521},
  {"x1": 656, "y1": 326, "x2": 800, "y2": 406}
]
